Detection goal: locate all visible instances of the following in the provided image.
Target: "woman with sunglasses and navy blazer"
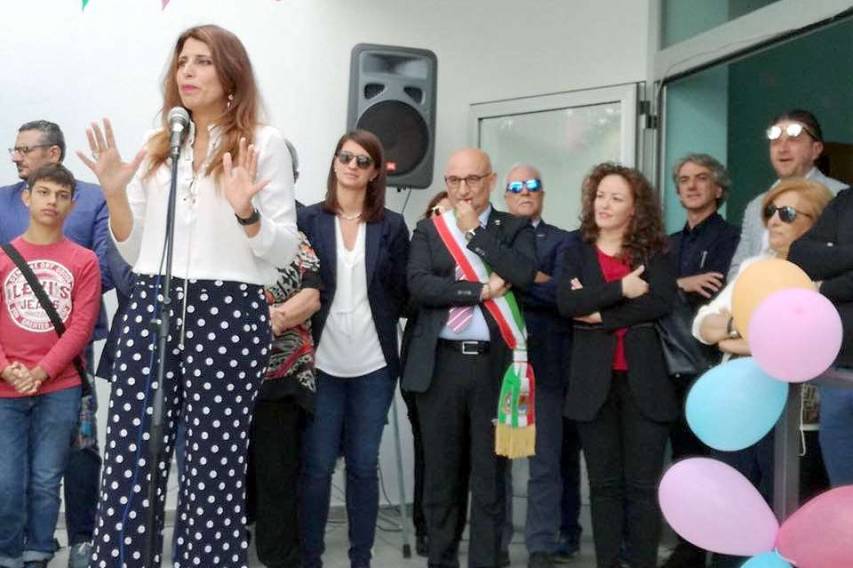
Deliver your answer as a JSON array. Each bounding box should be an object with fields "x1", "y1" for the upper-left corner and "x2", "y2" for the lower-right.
[{"x1": 296, "y1": 130, "x2": 409, "y2": 568}]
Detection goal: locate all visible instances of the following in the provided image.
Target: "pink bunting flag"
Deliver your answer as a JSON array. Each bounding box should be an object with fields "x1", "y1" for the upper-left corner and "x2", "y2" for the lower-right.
[{"x1": 162, "y1": 0, "x2": 170, "y2": 8}]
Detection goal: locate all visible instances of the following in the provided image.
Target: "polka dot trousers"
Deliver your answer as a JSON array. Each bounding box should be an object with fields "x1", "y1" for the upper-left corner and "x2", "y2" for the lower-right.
[{"x1": 91, "y1": 276, "x2": 271, "y2": 567}]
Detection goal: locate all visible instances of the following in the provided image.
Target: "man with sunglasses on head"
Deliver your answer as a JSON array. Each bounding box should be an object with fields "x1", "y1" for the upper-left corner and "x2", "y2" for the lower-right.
[
  {"x1": 1, "y1": 120, "x2": 112, "y2": 568},
  {"x1": 500, "y1": 165, "x2": 580, "y2": 568},
  {"x1": 405, "y1": 148, "x2": 536, "y2": 568},
  {"x1": 728, "y1": 109, "x2": 847, "y2": 279}
]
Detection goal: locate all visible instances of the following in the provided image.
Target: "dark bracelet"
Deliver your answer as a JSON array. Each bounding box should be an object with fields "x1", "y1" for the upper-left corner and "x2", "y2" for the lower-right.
[{"x1": 235, "y1": 208, "x2": 261, "y2": 226}]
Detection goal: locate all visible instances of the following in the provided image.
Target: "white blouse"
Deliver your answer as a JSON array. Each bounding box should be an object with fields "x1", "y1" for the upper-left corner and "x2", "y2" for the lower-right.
[
  {"x1": 692, "y1": 253, "x2": 773, "y2": 344},
  {"x1": 315, "y1": 219, "x2": 386, "y2": 377},
  {"x1": 112, "y1": 122, "x2": 298, "y2": 286}
]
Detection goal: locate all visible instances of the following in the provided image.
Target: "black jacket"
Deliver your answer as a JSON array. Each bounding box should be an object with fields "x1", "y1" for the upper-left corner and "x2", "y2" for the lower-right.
[
  {"x1": 789, "y1": 188, "x2": 853, "y2": 367},
  {"x1": 402, "y1": 209, "x2": 536, "y2": 393},
  {"x1": 556, "y1": 242, "x2": 678, "y2": 422},
  {"x1": 297, "y1": 204, "x2": 410, "y2": 379}
]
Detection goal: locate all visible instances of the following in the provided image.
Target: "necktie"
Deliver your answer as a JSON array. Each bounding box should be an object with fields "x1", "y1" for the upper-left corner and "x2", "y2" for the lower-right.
[{"x1": 447, "y1": 265, "x2": 474, "y2": 333}]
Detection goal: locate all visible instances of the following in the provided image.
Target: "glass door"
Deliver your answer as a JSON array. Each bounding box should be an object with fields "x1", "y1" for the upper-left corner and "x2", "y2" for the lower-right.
[{"x1": 469, "y1": 84, "x2": 640, "y2": 231}]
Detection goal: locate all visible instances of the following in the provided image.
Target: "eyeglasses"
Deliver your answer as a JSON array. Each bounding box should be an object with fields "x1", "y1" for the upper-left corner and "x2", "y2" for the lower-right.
[
  {"x1": 763, "y1": 204, "x2": 812, "y2": 224},
  {"x1": 506, "y1": 179, "x2": 543, "y2": 193},
  {"x1": 766, "y1": 122, "x2": 818, "y2": 142},
  {"x1": 444, "y1": 173, "x2": 492, "y2": 189},
  {"x1": 335, "y1": 150, "x2": 374, "y2": 170},
  {"x1": 8, "y1": 144, "x2": 52, "y2": 157}
]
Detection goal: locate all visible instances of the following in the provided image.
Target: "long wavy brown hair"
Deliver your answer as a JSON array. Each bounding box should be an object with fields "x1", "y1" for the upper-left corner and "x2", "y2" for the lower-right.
[
  {"x1": 145, "y1": 25, "x2": 261, "y2": 180},
  {"x1": 579, "y1": 162, "x2": 668, "y2": 267}
]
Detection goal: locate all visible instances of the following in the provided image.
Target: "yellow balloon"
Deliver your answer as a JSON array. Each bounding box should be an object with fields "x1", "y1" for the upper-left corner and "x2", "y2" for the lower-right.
[{"x1": 731, "y1": 258, "x2": 812, "y2": 339}]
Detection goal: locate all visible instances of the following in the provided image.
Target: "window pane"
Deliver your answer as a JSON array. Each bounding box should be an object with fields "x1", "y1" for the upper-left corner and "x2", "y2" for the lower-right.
[
  {"x1": 479, "y1": 103, "x2": 623, "y2": 231},
  {"x1": 662, "y1": 0, "x2": 780, "y2": 48}
]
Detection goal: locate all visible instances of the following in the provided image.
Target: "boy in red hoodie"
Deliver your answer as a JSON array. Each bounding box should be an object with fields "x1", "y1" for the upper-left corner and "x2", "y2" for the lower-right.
[{"x1": 0, "y1": 163, "x2": 101, "y2": 568}]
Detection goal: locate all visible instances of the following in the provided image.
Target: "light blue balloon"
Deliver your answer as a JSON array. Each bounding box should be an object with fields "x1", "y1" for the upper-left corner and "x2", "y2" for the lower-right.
[
  {"x1": 686, "y1": 357, "x2": 789, "y2": 451},
  {"x1": 741, "y1": 550, "x2": 792, "y2": 567}
]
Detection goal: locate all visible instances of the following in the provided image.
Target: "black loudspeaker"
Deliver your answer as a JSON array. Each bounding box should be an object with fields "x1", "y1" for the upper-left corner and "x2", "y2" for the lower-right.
[{"x1": 347, "y1": 43, "x2": 437, "y2": 189}]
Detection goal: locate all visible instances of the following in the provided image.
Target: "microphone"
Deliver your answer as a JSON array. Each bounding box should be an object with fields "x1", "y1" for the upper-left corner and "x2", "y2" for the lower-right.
[{"x1": 168, "y1": 106, "x2": 190, "y2": 158}]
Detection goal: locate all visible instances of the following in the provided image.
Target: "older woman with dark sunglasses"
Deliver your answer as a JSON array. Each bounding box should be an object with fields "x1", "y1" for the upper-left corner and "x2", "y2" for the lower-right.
[
  {"x1": 693, "y1": 178, "x2": 833, "y2": 352},
  {"x1": 692, "y1": 177, "x2": 833, "y2": 568},
  {"x1": 296, "y1": 130, "x2": 409, "y2": 568}
]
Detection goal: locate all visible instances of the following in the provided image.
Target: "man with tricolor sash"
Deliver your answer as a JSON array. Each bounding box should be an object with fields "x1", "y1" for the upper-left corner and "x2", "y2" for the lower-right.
[{"x1": 403, "y1": 148, "x2": 536, "y2": 568}]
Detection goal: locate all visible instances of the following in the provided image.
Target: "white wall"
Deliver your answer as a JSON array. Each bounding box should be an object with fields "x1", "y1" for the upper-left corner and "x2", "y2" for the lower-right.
[{"x1": 1, "y1": 0, "x2": 650, "y2": 509}]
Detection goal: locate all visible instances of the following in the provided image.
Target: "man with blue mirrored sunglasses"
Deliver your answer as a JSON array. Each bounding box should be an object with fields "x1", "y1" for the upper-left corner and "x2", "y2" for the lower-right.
[
  {"x1": 506, "y1": 178, "x2": 543, "y2": 194},
  {"x1": 502, "y1": 164, "x2": 582, "y2": 568}
]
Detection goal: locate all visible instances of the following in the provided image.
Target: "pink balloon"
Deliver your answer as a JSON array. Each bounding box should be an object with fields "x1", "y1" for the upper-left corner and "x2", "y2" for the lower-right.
[
  {"x1": 748, "y1": 288, "x2": 842, "y2": 382},
  {"x1": 659, "y1": 458, "x2": 778, "y2": 555},
  {"x1": 777, "y1": 485, "x2": 853, "y2": 567}
]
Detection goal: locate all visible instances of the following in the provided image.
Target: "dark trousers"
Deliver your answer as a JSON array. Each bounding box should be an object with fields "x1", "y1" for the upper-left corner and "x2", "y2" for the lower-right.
[
  {"x1": 560, "y1": 417, "x2": 583, "y2": 548},
  {"x1": 300, "y1": 368, "x2": 396, "y2": 568},
  {"x1": 417, "y1": 342, "x2": 507, "y2": 568},
  {"x1": 247, "y1": 398, "x2": 305, "y2": 568},
  {"x1": 577, "y1": 374, "x2": 670, "y2": 568},
  {"x1": 91, "y1": 277, "x2": 270, "y2": 568},
  {"x1": 524, "y1": 382, "x2": 567, "y2": 554},
  {"x1": 64, "y1": 344, "x2": 101, "y2": 546},
  {"x1": 401, "y1": 389, "x2": 427, "y2": 538}
]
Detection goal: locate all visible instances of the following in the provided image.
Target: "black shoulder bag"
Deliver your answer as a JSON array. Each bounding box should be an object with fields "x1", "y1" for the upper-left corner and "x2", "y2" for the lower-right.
[
  {"x1": 655, "y1": 289, "x2": 717, "y2": 379},
  {"x1": 1, "y1": 243, "x2": 92, "y2": 396}
]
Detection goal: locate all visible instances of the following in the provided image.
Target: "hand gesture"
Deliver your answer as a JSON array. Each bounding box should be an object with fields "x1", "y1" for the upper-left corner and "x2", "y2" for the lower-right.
[
  {"x1": 222, "y1": 137, "x2": 269, "y2": 218},
  {"x1": 568, "y1": 278, "x2": 601, "y2": 323},
  {"x1": 270, "y1": 305, "x2": 288, "y2": 336},
  {"x1": 455, "y1": 200, "x2": 479, "y2": 232},
  {"x1": 621, "y1": 265, "x2": 649, "y2": 299},
  {"x1": 677, "y1": 272, "x2": 724, "y2": 299},
  {"x1": 2, "y1": 362, "x2": 40, "y2": 395},
  {"x1": 77, "y1": 118, "x2": 146, "y2": 197}
]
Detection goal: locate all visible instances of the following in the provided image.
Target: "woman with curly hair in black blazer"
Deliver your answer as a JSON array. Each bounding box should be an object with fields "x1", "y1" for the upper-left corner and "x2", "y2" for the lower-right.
[{"x1": 557, "y1": 163, "x2": 677, "y2": 568}]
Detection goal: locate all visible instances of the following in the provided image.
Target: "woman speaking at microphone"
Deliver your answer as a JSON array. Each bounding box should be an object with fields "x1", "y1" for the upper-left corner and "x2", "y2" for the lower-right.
[{"x1": 78, "y1": 25, "x2": 298, "y2": 567}]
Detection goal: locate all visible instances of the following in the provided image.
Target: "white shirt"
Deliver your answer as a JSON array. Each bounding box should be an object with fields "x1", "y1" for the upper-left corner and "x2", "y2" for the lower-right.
[
  {"x1": 315, "y1": 219, "x2": 386, "y2": 377},
  {"x1": 113, "y1": 123, "x2": 298, "y2": 286},
  {"x1": 692, "y1": 252, "x2": 774, "y2": 344}
]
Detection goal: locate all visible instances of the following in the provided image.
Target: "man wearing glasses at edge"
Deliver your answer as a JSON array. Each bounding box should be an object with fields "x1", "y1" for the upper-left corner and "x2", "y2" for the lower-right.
[
  {"x1": 499, "y1": 165, "x2": 581, "y2": 568},
  {"x1": 727, "y1": 109, "x2": 847, "y2": 279},
  {"x1": 1, "y1": 120, "x2": 112, "y2": 568}
]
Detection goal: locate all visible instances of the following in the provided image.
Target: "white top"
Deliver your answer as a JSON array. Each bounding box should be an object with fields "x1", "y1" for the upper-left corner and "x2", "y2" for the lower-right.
[
  {"x1": 315, "y1": 219, "x2": 386, "y2": 377},
  {"x1": 692, "y1": 253, "x2": 773, "y2": 344},
  {"x1": 112, "y1": 122, "x2": 299, "y2": 286}
]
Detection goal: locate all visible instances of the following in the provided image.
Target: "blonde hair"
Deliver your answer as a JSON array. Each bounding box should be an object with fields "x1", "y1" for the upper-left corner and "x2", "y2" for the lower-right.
[{"x1": 761, "y1": 178, "x2": 833, "y2": 226}]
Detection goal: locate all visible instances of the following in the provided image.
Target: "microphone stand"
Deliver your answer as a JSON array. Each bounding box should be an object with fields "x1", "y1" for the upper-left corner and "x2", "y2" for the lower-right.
[{"x1": 144, "y1": 142, "x2": 182, "y2": 568}]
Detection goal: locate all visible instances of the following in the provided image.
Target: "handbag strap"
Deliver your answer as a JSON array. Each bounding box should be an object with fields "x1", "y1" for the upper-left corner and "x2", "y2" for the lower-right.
[{"x1": 1, "y1": 242, "x2": 91, "y2": 396}]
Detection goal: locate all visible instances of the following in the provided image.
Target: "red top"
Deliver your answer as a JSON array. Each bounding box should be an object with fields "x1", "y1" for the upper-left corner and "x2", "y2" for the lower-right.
[
  {"x1": 596, "y1": 247, "x2": 630, "y2": 371},
  {"x1": 0, "y1": 237, "x2": 101, "y2": 398}
]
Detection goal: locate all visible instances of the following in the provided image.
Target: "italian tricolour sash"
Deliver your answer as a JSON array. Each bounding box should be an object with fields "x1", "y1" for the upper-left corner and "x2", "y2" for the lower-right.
[{"x1": 432, "y1": 210, "x2": 536, "y2": 458}]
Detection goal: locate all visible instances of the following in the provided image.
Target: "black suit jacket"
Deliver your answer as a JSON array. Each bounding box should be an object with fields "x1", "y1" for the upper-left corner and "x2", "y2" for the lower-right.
[
  {"x1": 556, "y1": 242, "x2": 678, "y2": 422},
  {"x1": 402, "y1": 208, "x2": 537, "y2": 393},
  {"x1": 297, "y1": 204, "x2": 410, "y2": 379}
]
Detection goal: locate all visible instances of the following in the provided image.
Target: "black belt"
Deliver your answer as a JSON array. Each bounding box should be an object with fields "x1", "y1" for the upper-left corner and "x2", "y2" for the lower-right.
[{"x1": 438, "y1": 338, "x2": 490, "y2": 355}]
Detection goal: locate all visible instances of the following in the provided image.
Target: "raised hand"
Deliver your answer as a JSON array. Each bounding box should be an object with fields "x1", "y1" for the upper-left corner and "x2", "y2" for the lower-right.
[
  {"x1": 455, "y1": 200, "x2": 479, "y2": 232},
  {"x1": 222, "y1": 137, "x2": 269, "y2": 218},
  {"x1": 621, "y1": 265, "x2": 649, "y2": 299},
  {"x1": 76, "y1": 118, "x2": 146, "y2": 197}
]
